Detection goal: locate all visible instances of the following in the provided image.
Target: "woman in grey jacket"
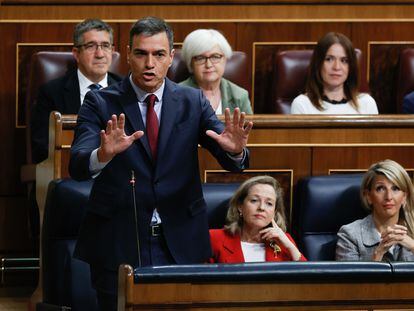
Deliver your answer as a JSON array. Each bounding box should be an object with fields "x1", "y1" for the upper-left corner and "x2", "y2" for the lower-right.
[{"x1": 336, "y1": 159, "x2": 414, "y2": 261}]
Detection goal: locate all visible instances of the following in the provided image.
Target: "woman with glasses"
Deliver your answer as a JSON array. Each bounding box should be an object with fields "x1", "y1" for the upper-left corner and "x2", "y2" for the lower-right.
[
  {"x1": 291, "y1": 32, "x2": 378, "y2": 114},
  {"x1": 180, "y1": 29, "x2": 253, "y2": 114}
]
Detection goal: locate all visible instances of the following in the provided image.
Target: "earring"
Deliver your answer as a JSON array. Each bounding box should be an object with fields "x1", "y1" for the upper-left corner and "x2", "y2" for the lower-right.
[{"x1": 239, "y1": 210, "x2": 243, "y2": 217}]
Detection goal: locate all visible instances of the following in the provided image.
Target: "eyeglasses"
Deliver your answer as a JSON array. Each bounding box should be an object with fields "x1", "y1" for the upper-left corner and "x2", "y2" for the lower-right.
[
  {"x1": 76, "y1": 42, "x2": 113, "y2": 53},
  {"x1": 193, "y1": 54, "x2": 224, "y2": 65}
]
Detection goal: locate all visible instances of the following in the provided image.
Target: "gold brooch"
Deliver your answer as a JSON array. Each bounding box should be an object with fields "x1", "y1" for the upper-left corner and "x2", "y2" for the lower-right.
[{"x1": 269, "y1": 241, "x2": 281, "y2": 257}]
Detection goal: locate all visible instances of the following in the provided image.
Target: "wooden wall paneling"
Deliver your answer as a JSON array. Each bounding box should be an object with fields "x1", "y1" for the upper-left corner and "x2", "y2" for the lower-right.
[
  {"x1": 5, "y1": 4, "x2": 414, "y2": 20},
  {"x1": 368, "y1": 41, "x2": 414, "y2": 114},
  {"x1": 351, "y1": 22, "x2": 414, "y2": 114},
  {"x1": 311, "y1": 147, "x2": 414, "y2": 176},
  {"x1": 0, "y1": 197, "x2": 34, "y2": 253},
  {"x1": 1, "y1": 23, "x2": 23, "y2": 195},
  {"x1": 7, "y1": 0, "x2": 414, "y2": 4}
]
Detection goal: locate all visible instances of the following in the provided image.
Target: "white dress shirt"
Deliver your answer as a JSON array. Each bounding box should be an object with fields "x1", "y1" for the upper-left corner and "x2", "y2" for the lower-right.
[{"x1": 77, "y1": 69, "x2": 108, "y2": 105}]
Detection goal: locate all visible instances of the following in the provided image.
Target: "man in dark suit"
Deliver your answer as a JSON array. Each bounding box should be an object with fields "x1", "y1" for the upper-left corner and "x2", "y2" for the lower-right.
[
  {"x1": 30, "y1": 18, "x2": 122, "y2": 164},
  {"x1": 69, "y1": 16, "x2": 252, "y2": 310}
]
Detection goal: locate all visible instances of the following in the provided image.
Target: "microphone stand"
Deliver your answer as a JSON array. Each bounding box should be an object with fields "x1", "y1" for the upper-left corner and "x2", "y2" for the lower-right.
[{"x1": 130, "y1": 171, "x2": 141, "y2": 267}]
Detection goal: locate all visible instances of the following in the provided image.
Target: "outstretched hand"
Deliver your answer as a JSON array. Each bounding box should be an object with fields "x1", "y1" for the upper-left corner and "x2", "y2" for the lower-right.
[
  {"x1": 206, "y1": 108, "x2": 253, "y2": 154},
  {"x1": 97, "y1": 114, "x2": 144, "y2": 163}
]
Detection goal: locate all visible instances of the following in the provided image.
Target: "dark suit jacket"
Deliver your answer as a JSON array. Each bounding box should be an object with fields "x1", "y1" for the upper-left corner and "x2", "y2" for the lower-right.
[
  {"x1": 30, "y1": 69, "x2": 122, "y2": 163},
  {"x1": 209, "y1": 229, "x2": 306, "y2": 263},
  {"x1": 69, "y1": 77, "x2": 249, "y2": 271},
  {"x1": 403, "y1": 91, "x2": 414, "y2": 114}
]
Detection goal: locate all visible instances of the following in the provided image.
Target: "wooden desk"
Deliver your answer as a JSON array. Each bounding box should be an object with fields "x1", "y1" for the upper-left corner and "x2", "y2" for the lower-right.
[{"x1": 117, "y1": 263, "x2": 414, "y2": 311}]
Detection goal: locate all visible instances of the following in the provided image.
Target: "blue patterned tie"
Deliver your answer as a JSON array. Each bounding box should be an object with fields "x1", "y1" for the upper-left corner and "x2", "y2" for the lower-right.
[{"x1": 88, "y1": 83, "x2": 102, "y2": 90}]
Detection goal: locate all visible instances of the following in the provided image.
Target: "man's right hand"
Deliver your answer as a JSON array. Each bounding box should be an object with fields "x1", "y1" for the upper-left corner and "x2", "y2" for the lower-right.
[{"x1": 97, "y1": 113, "x2": 144, "y2": 163}]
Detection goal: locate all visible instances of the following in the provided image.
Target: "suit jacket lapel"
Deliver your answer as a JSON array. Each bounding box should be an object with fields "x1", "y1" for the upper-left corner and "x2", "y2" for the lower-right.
[
  {"x1": 63, "y1": 71, "x2": 81, "y2": 113},
  {"x1": 107, "y1": 74, "x2": 116, "y2": 86},
  {"x1": 220, "y1": 78, "x2": 235, "y2": 112},
  {"x1": 222, "y1": 232, "x2": 245, "y2": 262},
  {"x1": 361, "y1": 214, "x2": 380, "y2": 247},
  {"x1": 156, "y1": 79, "x2": 179, "y2": 165},
  {"x1": 120, "y1": 78, "x2": 152, "y2": 160}
]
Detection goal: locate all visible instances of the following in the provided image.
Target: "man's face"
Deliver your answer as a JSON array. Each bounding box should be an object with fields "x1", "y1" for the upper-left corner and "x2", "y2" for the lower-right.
[
  {"x1": 127, "y1": 32, "x2": 174, "y2": 93},
  {"x1": 72, "y1": 29, "x2": 113, "y2": 82}
]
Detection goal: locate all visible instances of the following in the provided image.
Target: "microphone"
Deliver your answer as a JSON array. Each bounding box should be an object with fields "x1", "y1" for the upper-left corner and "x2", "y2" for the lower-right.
[{"x1": 131, "y1": 170, "x2": 142, "y2": 267}]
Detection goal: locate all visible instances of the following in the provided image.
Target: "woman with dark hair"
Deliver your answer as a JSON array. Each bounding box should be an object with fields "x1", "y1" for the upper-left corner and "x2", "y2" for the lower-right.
[
  {"x1": 336, "y1": 159, "x2": 414, "y2": 261},
  {"x1": 291, "y1": 32, "x2": 378, "y2": 114},
  {"x1": 209, "y1": 176, "x2": 306, "y2": 263}
]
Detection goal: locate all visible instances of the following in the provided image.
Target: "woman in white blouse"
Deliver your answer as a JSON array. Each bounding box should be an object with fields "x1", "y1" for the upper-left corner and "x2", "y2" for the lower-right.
[{"x1": 291, "y1": 32, "x2": 378, "y2": 114}]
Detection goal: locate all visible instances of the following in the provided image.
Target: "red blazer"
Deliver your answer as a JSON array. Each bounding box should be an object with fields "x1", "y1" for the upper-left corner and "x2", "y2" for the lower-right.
[{"x1": 209, "y1": 228, "x2": 306, "y2": 263}]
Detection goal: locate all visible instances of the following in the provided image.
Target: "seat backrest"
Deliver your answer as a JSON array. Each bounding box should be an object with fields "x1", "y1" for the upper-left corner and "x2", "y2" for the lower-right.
[
  {"x1": 273, "y1": 49, "x2": 363, "y2": 114},
  {"x1": 395, "y1": 48, "x2": 414, "y2": 113},
  {"x1": 203, "y1": 183, "x2": 240, "y2": 229},
  {"x1": 24, "y1": 51, "x2": 122, "y2": 165},
  {"x1": 167, "y1": 49, "x2": 250, "y2": 93},
  {"x1": 273, "y1": 50, "x2": 314, "y2": 114},
  {"x1": 293, "y1": 174, "x2": 368, "y2": 261},
  {"x1": 42, "y1": 178, "x2": 97, "y2": 310},
  {"x1": 41, "y1": 178, "x2": 238, "y2": 309}
]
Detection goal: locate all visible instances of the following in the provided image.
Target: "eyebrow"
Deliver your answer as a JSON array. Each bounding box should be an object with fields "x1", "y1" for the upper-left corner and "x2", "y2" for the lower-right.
[{"x1": 133, "y1": 48, "x2": 167, "y2": 54}]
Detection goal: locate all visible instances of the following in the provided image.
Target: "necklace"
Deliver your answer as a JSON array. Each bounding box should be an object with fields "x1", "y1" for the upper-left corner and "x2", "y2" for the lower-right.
[{"x1": 322, "y1": 95, "x2": 347, "y2": 105}]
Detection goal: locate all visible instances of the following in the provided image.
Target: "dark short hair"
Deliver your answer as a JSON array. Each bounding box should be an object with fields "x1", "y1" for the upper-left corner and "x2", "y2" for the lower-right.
[
  {"x1": 73, "y1": 19, "x2": 113, "y2": 46},
  {"x1": 306, "y1": 32, "x2": 359, "y2": 111},
  {"x1": 129, "y1": 16, "x2": 174, "y2": 51}
]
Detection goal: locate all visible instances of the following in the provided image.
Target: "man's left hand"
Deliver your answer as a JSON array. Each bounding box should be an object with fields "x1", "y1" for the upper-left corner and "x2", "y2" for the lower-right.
[{"x1": 206, "y1": 108, "x2": 253, "y2": 155}]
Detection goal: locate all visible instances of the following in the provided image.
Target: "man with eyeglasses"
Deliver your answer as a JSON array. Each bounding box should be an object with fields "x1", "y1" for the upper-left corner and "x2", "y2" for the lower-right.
[{"x1": 31, "y1": 18, "x2": 122, "y2": 164}]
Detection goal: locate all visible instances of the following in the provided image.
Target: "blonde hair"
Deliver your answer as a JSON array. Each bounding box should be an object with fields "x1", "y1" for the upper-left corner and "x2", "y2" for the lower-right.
[
  {"x1": 361, "y1": 159, "x2": 414, "y2": 237},
  {"x1": 224, "y1": 175, "x2": 287, "y2": 236}
]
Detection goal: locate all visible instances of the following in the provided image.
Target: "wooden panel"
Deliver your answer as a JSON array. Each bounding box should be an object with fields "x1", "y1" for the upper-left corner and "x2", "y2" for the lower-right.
[
  {"x1": 6, "y1": 0, "x2": 414, "y2": 4},
  {"x1": 0, "y1": 197, "x2": 33, "y2": 253},
  {"x1": 5, "y1": 4, "x2": 414, "y2": 20},
  {"x1": 312, "y1": 147, "x2": 414, "y2": 176},
  {"x1": 119, "y1": 260, "x2": 414, "y2": 311}
]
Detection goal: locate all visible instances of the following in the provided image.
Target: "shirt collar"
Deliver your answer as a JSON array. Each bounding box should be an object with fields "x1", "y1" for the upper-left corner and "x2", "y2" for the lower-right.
[
  {"x1": 129, "y1": 74, "x2": 165, "y2": 102},
  {"x1": 77, "y1": 69, "x2": 108, "y2": 90}
]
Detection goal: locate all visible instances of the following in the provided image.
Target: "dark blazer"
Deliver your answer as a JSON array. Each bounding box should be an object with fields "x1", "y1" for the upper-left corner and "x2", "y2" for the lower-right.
[
  {"x1": 403, "y1": 91, "x2": 414, "y2": 114},
  {"x1": 30, "y1": 69, "x2": 122, "y2": 163},
  {"x1": 209, "y1": 229, "x2": 306, "y2": 263},
  {"x1": 69, "y1": 77, "x2": 249, "y2": 271}
]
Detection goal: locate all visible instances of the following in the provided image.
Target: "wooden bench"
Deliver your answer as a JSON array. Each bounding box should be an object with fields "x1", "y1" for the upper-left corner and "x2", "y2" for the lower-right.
[{"x1": 117, "y1": 262, "x2": 414, "y2": 310}]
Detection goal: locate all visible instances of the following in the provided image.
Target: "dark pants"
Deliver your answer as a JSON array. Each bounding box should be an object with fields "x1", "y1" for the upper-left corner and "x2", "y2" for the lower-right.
[{"x1": 90, "y1": 226, "x2": 175, "y2": 311}]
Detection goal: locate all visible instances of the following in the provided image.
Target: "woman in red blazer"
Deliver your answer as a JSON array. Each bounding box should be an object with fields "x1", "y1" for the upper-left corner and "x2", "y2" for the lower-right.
[{"x1": 209, "y1": 176, "x2": 306, "y2": 263}]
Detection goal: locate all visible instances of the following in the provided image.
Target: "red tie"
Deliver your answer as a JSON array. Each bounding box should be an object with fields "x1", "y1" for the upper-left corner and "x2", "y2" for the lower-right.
[{"x1": 145, "y1": 94, "x2": 159, "y2": 159}]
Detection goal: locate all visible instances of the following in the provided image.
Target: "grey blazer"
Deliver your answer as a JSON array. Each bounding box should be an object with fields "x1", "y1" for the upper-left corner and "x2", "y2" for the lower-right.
[{"x1": 336, "y1": 214, "x2": 414, "y2": 261}]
